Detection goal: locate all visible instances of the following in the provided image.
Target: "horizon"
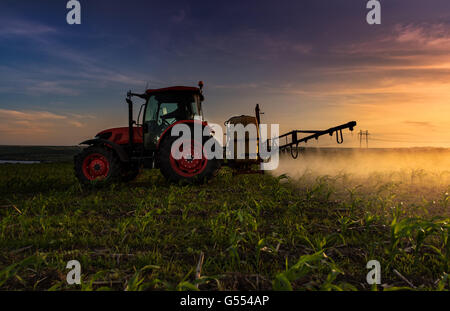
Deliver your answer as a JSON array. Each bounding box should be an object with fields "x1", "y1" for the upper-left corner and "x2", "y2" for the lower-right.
[
  {"x1": 1, "y1": 145, "x2": 449, "y2": 150},
  {"x1": 0, "y1": 0, "x2": 449, "y2": 148}
]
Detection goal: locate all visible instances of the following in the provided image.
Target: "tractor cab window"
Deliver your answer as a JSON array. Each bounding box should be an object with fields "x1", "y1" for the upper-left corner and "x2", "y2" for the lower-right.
[
  {"x1": 197, "y1": 101, "x2": 203, "y2": 119},
  {"x1": 143, "y1": 92, "x2": 202, "y2": 150},
  {"x1": 158, "y1": 103, "x2": 179, "y2": 125},
  {"x1": 194, "y1": 94, "x2": 204, "y2": 120},
  {"x1": 145, "y1": 96, "x2": 159, "y2": 123},
  {"x1": 145, "y1": 93, "x2": 201, "y2": 125},
  {"x1": 190, "y1": 97, "x2": 203, "y2": 120}
]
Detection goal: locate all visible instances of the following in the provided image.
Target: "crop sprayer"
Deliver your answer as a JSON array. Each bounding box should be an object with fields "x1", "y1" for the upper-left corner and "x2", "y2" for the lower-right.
[{"x1": 74, "y1": 82, "x2": 357, "y2": 185}]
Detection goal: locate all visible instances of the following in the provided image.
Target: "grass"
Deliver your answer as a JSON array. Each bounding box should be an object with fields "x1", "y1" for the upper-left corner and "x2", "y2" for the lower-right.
[{"x1": 0, "y1": 161, "x2": 448, "y2": 291}]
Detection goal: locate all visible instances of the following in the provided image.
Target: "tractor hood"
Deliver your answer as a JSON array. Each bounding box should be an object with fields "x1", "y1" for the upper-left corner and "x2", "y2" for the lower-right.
[{"x1": 95, "y1": 127, "x2": 143, "y2": 145}]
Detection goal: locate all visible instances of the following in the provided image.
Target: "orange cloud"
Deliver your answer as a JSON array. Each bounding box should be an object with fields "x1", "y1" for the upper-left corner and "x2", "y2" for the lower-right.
[{"x1": 0, "y1": 109, "x2": 94, "y2": 145}]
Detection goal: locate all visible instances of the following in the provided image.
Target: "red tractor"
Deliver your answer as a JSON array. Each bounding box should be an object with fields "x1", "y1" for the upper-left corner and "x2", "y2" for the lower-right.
[
  {"x1": 74, "y1": 82, "x2": 357, "y2": 185},
  {"x1": 74, "y1": 82, "x2": 221, "y2": 185}
]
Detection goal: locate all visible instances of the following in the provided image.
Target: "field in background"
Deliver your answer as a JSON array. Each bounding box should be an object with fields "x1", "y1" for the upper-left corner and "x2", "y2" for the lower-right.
[
  {"x1": 0, "y1": 146, "x2": 81, "y2": 162},
  {"x1": 0, "y1": 148, "x2": 448, "y2": 290}
]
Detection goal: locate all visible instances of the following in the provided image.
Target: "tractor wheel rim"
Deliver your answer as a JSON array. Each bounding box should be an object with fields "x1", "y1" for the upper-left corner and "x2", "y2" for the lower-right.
[
  {"x1": 82, "y1": 153, "x2": 110, "y2": 180},
  {"x1": 169, "y1": 139, "x2": 207, "y2": 177}
]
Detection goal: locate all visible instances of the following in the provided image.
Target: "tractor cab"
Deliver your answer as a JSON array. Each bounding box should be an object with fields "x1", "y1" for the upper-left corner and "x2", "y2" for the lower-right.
[{"x1": 142, "y1": 86, "x2": 204, "y2": 150}]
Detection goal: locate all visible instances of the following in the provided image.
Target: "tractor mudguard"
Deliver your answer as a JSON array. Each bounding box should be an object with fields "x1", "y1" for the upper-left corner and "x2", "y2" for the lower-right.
[
  {"x1": 156, "y1": 120, "x2": 211, "y2": 150},
  {"x1": 79, "y1": 138, "x2": 130, "y2": 162}
]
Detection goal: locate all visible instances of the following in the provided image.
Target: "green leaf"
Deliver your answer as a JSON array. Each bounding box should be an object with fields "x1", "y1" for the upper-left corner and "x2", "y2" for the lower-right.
[{"x1": 273, "y1": 274, "x2": 292, "y2": 291}]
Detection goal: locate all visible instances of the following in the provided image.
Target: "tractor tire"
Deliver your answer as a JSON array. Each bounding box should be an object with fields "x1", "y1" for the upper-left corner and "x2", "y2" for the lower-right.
[
  {"x1": 158, "y1": 135, "x2": 221, "y2": 184},
  {"x1": 74, "y1": 145, "x2": 122, "y2": 187}
]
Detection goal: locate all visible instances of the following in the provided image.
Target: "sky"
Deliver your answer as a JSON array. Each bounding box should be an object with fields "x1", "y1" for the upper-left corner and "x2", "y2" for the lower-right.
[{"x1": 0, "y1": 0, "x2": 449, "y2": 147}]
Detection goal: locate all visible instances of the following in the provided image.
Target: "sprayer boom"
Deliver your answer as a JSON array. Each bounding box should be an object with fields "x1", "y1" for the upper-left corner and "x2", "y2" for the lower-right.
[{"x1": 275, "y1": 121, "x2": 357, "y2": 158}]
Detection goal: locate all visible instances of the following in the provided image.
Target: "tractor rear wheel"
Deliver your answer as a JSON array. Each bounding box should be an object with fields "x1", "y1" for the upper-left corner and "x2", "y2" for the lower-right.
[
  {"x1": 74, "y1": 145, "x2": 121, "y2": 186},
  {"x1": 158, "y1": 135, "x2": 220, "y2": 184}
]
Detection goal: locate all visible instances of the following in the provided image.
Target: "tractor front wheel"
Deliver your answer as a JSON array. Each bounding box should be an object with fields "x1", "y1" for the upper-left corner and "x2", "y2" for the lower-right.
[{"x1": 74, "y1": 145, "x2": 121, "y2": 186}]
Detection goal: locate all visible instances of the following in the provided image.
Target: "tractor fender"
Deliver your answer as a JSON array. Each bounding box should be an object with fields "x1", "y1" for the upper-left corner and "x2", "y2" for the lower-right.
[
  {"x1": 156, "y1": 120, "x2": 211, "y2": 150},
  {"x1": 79, "y1": 138, "x2": 130, "y2": 162}
]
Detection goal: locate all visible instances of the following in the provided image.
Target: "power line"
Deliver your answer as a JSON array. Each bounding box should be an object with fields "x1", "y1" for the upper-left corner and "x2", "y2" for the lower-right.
[{"x1": 358, "y1": 130, "x2": 370, "y2": 148}]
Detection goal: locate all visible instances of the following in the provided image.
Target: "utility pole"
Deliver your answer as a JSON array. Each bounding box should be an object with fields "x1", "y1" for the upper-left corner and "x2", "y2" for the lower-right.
[{"x1": 359, "y1": 130, "x2": 370, "y2": 148}]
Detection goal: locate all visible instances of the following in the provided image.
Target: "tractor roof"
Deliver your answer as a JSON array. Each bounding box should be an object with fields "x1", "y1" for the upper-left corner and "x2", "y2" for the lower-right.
[{"x1": 145, "y1": 86, "x2": 200, "y2": 95}]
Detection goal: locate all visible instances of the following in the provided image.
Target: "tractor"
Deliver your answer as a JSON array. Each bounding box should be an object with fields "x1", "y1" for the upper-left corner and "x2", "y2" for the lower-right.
[{"x1": 74, "y1": 82, "x2": 357, "y2": 185}]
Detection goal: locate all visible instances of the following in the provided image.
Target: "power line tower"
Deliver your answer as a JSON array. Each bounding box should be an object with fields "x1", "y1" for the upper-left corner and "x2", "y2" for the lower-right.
[{"x1": 358, "y1": 130, "x2": 370, "y2": 148}]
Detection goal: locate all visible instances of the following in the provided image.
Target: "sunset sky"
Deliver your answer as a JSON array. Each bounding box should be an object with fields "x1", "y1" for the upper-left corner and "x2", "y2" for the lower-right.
[{"x1": 0, "y1": 0, "x2": 449, "y2": 147}]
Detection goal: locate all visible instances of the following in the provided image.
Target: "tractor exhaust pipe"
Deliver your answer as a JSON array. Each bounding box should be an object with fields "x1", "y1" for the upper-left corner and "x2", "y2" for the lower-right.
[
  {"x1": 126, "y1": 91, "x2": 147, "y2": 147},
  {"x1": 126, "y1": 92, "x2": 134, "y2": 147}
]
